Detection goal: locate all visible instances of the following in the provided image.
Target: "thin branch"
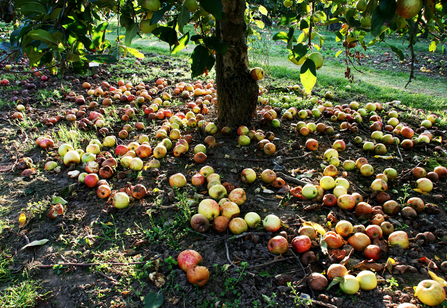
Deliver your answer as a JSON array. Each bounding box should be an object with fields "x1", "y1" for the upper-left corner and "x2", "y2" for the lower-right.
[
  {"x1": 405, "y1": 14, "x2": 422, "y2": 88},
  {"x1": 36, "y1": 261, "x2": 154, "y2": 269},
  {"x1": 246, "y1": 256, "x2": 296, "y2": 269}
]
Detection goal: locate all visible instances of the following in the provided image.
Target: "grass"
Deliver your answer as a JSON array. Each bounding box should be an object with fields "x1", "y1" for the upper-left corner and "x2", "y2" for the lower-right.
[
  {"x1": 0, "y1": 280, "x2": 41, "y2": 308},
  {"x1": 103, "y1": 19, "x2": 447, "y2": 112}
]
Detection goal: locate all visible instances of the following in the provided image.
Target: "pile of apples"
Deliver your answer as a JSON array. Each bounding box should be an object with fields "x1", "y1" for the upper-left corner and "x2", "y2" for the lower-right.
[{"x1": 235, "y1": 124, "x2": 277, "y2": 155}]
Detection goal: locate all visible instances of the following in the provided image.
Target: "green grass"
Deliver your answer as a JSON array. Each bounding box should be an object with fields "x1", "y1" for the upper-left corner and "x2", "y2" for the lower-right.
[
  {"x1": 0, "y1": 280, "x2": 41, "y2": 308},
  {"x1": 104, "y1": 20, "x2": 446, "y2": 112}
]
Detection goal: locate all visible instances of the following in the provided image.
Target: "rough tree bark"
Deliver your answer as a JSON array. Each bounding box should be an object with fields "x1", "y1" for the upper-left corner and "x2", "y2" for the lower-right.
[{"x1": 216, "y1": 0, "x2": 259, "y2": 127}]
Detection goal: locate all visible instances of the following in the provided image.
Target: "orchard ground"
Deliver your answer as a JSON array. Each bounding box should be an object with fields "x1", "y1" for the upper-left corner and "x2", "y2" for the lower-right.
[{"x1": 0, "y1": 47, "x2": 447, "y2": 307}]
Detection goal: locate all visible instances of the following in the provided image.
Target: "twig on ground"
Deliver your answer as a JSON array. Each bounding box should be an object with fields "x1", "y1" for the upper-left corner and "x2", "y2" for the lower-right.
[
  {"x1": 246, "y1": 256, "x2": 296, "y2": 269},
  {"x1": 396, "y1": 143, "x2": 403, "y2": 162},
  {"x1": 97, "y1": 271, "x2": 120, "y2": 285},
  {"x1": 276, "y1": 172, "x2": 308, "y2": 186},
  {"x1": 282, "y1": 152, "x2": 312, "y2": 161},
  {"x1": 37, "y1": 261, "x2": 154, "y2": 268}
]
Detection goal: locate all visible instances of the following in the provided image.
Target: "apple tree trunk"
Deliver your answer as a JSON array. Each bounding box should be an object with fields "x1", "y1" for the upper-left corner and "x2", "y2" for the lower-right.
[{"x1": 215, "y1": 0, "x2": 259, "y2": 127}]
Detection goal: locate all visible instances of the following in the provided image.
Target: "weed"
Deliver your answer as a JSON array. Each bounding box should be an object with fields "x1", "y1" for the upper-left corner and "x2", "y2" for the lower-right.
[
  {"x1": 397, "y1": 183, "x2": 411, "y2": 207},
  {"x1": 288, "y1": 282, "x2": 313, "y2": 306},
  {"x1": 395, "y1": 223, "x2": 409, "y2": 231},
  {"x1": 262, "y1": 292, "x2": 279, "y2": 307},
  {"x1": 385, "y1": 277, "x2": 399, "y2": 289},
  {"x1": 220, "y1": 262, "x2": 248, "y2": 298}
]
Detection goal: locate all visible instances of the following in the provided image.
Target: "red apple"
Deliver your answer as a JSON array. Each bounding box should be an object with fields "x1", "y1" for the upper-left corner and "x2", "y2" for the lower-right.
[
  {"x1": 365, "y1": 224, "x2": 383, "y2": 240},
  {"x1": 291, "y1": 235, "x2": 312, "y2": 253},
  {"x1": 228, "y1": 188, "x2": 247, "y2": 206},
  {"x1": 323, "y1": 194, "x2": 337, "y2": 207},
  {"x1": 267, "y1": 235, "x2": 289, "y2": 254},
  {"x1": 363, "y1": 244, "x2": 381, "y2": 261},
  {"x1": 178, "y1": 249, "x2": 202, "y2": 272},
  {"x1": 388, "y1": 230, "x2": 409, "y2": 249}
]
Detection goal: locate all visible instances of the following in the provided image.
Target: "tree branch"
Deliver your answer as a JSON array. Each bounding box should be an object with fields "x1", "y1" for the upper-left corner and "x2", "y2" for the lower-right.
[{"x1": 405, "y1": 15, "x2": 422, "y2": 88}]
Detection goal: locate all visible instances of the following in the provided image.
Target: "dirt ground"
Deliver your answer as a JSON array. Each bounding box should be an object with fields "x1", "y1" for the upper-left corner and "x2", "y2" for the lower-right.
[{"x1": 1, "y1": 53, "x2": 447, "y2": 308}]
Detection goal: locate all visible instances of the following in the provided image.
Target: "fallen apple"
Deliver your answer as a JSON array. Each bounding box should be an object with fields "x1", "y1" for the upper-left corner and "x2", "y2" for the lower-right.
[
  {"x1": 339, "y1": 274, "x2": 360, "y2": 295},
  {"x1": 267, "y1": 235, "x2": 289, "y2": 254},
  {"x1": 263, "y1": 214, "x2": 281, "y2": 232},
  {"x1": 356, "y1": 270, "x2": 377, "y2": 291},
  {"x1": 414, "y1": 280, "x2": 446, "y2": 306},
  {"x1": 178, "y1": 249, "x2": 203, "y2": 272},
  {"x1": 187, "y1": 265, "x2": 210, "y2": 287},
  {"x1": 228, "y1": 217, "x2": 248, "y2": 235},
  {"x1": 388, "y1": 230, "x2": 409, "y2": 249},
  {"x1": 291, "y1": 235, "x2": 312, "y2": 253}
]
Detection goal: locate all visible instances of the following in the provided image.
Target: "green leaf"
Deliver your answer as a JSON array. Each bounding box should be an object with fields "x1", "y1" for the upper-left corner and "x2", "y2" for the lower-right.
[
  {"x1": 143, "y1": 292, "x2": 163, "y2": 308},
  {"x1": 125, "y1": 23, "x2": 139, "y2": 47},
  {"x1": 60, "y1": 183, "x2": 77, "y2": 198},
  {"x1": 172, "y1": 33, "x2": 189, "y2": 54},
  {"x1": 191, "y1": 45, "x2": 210, "y2": 77},
  {"x1": 319, "y1": 237, "x2": 328, "y2": 255},
  {"x1": 279, "y1": 13, "x2": 298, "y2": 26},
  {"x1": 299, "y1": 20, "x2": 309, "y2": 30},
  {"x1": 259, "y1": 5, "x2": 268, "y2": 16},
  {"x1": 27, "y1": 49, "x2": 45, "y2": 67},
  {"x1": 178, "y1": 6, "x2": 190, "y2": 33},
  {"x1": 28, "y1": 29, "x2": 60, "y2": 45},
  {"x1": 52, "y1": 195, "x2": 68, "y2": 205},
  {"x1": 325, "y1": 17, "x2": 341, "y2": 25},
  {"x1": 300, "y1": 59, "x2": 317, "y2": 94},
  {"x1": 153, "y1": 27, "x2": 178, "y2": 47},
  {"x1": 152, "y1": 5, "x2": 173, "y2": 24},
  {"x1": 254, "y1": 20, "x2": 265, "y2": 29},
  {"x1": 203, "y1": 37, "x2": 227, "y2": 55},
  {"x1": 126, "y1": 47, "x2": 145, "y2": 58},
  {"x1": 20, "y1": 3, "x2": 47, "y2": 15},
  {"x1": 200, "y1": 0, "x2": 223, "y2": 21},
  {"x1": 327, "y1": 276, "x2": 343, "y2": 290},
  {"x1": 20, "y1": 239, "x2": 49, "y2": 251},
  {"x1": 292, "y1": 43, "x2": 308, "y2": 59},
  {"x1": 371, "y1": 0, "x2": 396, "y2": 36},
  {"x1": 92, "y1": 22, "x2": 108, "y2": 50},
  {"x1": 273, "y1": 31, "x2": 289, "y2": 42},
  {"x1": 259, "y1": 271, "x2": 271, "y2": 277},
  {"x1": 389, "y1": 45, "x2": 404, "y2": 60}
]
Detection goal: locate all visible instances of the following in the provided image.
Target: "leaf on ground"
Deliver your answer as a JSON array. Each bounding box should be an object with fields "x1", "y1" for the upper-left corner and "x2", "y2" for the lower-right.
[
  {"x1": 353, "y1": 261, "x2": 384, "y2": 271},
  {"x1": 259, "y1": 271, "x2": 271, "y2": 277},
  {"x1": 385, "y1": 257, "x2": 396, "y2": 273},
  {"x1": 428, "y1": 270, "x2": 447, "y2": 287},
  {"x1": 60, "y1": 183, "x2": 77, "y2": 198},
  {"x1": 413, "y1": 188, "x2": 428, "y2": 195},
  {"x1": 303, "y1": 221, "x2": 326, "y2": 235},
  {"x1": 19, "y1": 213, "x2": 27, "y2": 227},
  {"x1": 52, "y1": 195, "x2": 68, "y2": 205},
  {"x1": 20, "y1": 239, "x2": 49, "y2": 251},
  {"x1": 143, "y1": 292, "x2": 163, "y2": 308},
  {"x1": 327, "y1": 276, "x2": 343, "y2": 290}
]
